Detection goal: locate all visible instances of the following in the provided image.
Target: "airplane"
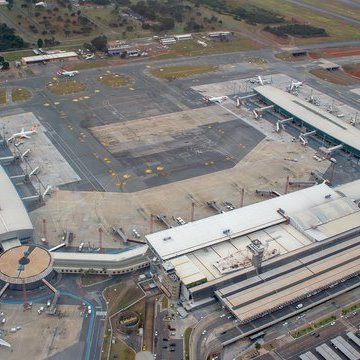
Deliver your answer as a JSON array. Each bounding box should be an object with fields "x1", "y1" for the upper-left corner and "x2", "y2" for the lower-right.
[
  {"x1": 84, "y1": 54, "x2": 95, "y2": 60},
  {"x1": 288, "y1": 80, "x2": 304, "y2": 92},
  {"x1": 202, "y1": 95, "x2": 228, "y2": 104},
  {"x1": 249, "y1": 76, "x2": 272, "y2": 86},
  {"x1": 57, "y1": 69, "x2": 79, "y2": 77},
  {"x1": 7, "y1": 124, "x2": 38, "y2": 143}
]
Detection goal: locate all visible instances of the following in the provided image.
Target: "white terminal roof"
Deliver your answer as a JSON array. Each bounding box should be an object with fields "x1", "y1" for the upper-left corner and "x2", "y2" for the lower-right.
[
  {"x1": 0, "y1": 165, "x2": 33, "y2": 238},
  {"x1": 255, "y1": 85, "x2": 360, "y2": 153},
  {"x1": 146, "y1": 183, "x2": 341, "y2": 261},
  {"x1": 22, "y1": 51, "x2": 78, "y2": 63},
  {"x1": 335, "y1": 179, "x2": 360, "y2": 202}
]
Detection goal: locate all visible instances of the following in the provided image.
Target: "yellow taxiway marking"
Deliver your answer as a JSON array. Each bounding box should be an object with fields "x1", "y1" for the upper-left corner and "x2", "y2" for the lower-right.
[
  {"x1": 105, "y1": 160, "x2": 111, "y2": 164},
  {"x1": 123, "y1": 174, "x2": 131, "y2": 179},
  {"x1": 156, "y1": 166, "x2": 164, "y2": 171},
  {"x1": 115, "y1": 182, "x2": 124, "y2": 187},
  {"x1": 145, "y1": 169, "x2": 153, "y2": 174}
]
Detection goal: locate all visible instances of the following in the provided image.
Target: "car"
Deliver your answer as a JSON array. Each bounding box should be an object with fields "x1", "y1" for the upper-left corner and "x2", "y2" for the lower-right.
[
  {"x1": 220, "y1": 314, "x2": 226, "y2": 318},
  {"x1": 176, "y1": 217, "x2": 186, "y2": 225},
  {"x1": 201, "y1": 330, "x2": 207, "y2": 335},
  {"x1": 227, "y1": 315, "x2": 233, "y2": 319},
  {"x1": 170, "y1": 332, "x2": 176, "y2": 336},
  {"x1": 296, "y1": 304, "x2": 303, "y2": 309},
  {"x1": 282, "y1": 322, "x2": 288, "y2": 326},
  {"x1": 315, "y1": 333, "x2": 320, "y2": 338},
  {"x1": 154, "y1": 331, "x2": 158, "y2": 336},
  {"x1": 162, "y1": 346, "x2": 168, "y2": 349},
  {"x1": 170, "y1": 349, "x2": 175, "y2": 352},
  {"x1": 330, "y1": 321, "x2": 336, "y2": 326}
]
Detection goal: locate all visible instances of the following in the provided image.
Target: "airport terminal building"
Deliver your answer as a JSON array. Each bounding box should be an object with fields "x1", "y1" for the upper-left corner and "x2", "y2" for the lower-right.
[
  {"x1": 146, "y1": 181, "x2": 360, "y2": 322},
  {"x1": 254, "y1": 85, "x2": 360, "y2": 157},
  {"x1": 0, "y1": 165, "x2": 33, "y2": 248}
]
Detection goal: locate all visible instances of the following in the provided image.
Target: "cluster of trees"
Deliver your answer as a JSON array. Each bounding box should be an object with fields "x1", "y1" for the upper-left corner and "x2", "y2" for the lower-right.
[
  {"x1": 234, "y1": 5, "x2": 285, "y2": 25},
  {"x1": 0, "y1": 23, "x2": 26, "y2": 51},
  {"x1": 0, "y1": 56, "x2": 10, "y2": 70},
  {"x1": 264, "y1": 24, "x2": 328, "y2": 38}
]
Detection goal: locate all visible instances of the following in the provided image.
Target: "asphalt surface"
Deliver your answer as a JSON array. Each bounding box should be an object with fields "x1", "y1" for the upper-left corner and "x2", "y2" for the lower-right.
[{"x1": 2, "y1": 47, "x2": 360, "y2": 192}]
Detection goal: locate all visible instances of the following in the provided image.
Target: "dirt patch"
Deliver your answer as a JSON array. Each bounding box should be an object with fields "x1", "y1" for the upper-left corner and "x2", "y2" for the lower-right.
[
  {"x1": 143, "y1": 296, "x2": 156, "y2": 352},
  {"x1": 0, "y1": 89, "x2": 6, "y2": 104},
  {"x1": 309, "y1": 68, "x2": 358, "y2": 85},
  {"x1": 11, "y1": 88, "x2": 32, "y2": 102},
  {"x1": 343, "y1": 63, "x2": 360, "y2": 79},
  {"x1": 47, "y1": 79, "x2": 87, "y2": 95},
  {"x1": 309, "y1": 47, "x2": 360, "y2": 59}
]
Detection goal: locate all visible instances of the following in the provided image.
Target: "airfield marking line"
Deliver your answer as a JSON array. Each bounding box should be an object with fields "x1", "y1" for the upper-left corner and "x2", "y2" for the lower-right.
[{"x1": 42, "y1": 121, "x2": 105, "y2": 191}]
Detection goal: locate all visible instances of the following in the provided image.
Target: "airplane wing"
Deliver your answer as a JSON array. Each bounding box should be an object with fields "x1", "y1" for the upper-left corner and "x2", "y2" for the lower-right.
[{"x1": 21, "y1": 135, "x2": 31, "y2": 139}]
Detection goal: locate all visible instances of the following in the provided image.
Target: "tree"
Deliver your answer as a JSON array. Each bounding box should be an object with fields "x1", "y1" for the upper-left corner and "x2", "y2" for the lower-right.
[
  {"x1": 91, "y1": 35, "x2": 108, "y2": 52},
  {"x1": 2, "y1": 62, "x2": 10, "y2": 70},
  {"x1": 255, "y1": 342, "x2": 261, "y2": 350},
  {"x1": 37, "y1": 38, "x2": 43, "y2": 48},
  {"x1": 0, "y1": 56, "x2": 4, "y2": 63}
]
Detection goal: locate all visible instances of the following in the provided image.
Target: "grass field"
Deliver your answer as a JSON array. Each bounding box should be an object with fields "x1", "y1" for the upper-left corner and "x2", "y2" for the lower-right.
[
  {"x1": 0, "y1": 89, "x2": 6, "y2": 104},
  {"x1": 151, "y1": 64, "x2": 218, "y2": 80},
  {"x1": 342, "y1": 302, "x2": 360, "y2": 315},
  {"x1": 169, "y1": 36, "x2": 259, "y2": 57},
  {"x1": 225, "y1": 0, "x2": 360, "y2": 43},
  {"x1": 184, "y1": 327, "x2": 193, "y2": 360},
  {"x1": 1, "y1": 50, "x2": 34, "y2": 62},
  {"x1": 47, "y1": 80, "x2": 87, "y2": 95},
  {"x1": 104, "y1": 280, "x2": 143, "y2": 317},
  {"x1": 110, "y1": 338, "x2": 136, "y2": 360},
  {"x1": 81, "y1": 274, "x2": 109, "y2": 286},
  {"x1": 310, "y1": 68, "x2": 358, "y2": 85},
  {"x1": 11, "y1": 88, "x2": 32, "y2": 102},
  {"x1": 97, "y1": 73, "x2": 130, "y2": 87}
]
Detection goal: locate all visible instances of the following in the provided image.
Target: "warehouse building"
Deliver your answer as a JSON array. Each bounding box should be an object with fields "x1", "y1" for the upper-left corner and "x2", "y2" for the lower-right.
[
  {"x1": 254, "y1": 85, "x2": 360, "y2": 157},
  {"x1": 21, "y1": 51, "x2": 78, "y2": 64},
  {"x1": 0, "y1": 165, "x2": 33, "y2": 247}
]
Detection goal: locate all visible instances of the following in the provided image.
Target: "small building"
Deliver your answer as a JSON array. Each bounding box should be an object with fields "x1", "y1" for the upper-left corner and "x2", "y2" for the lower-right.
[
  {"x1": 174, "y1": 34, "x2": 192, "y2": 41},
  {"x1": 21, "y1": 51, "x2": 78, "y2": 64},
  {"x1": 107, "y1": 44, "x2": 131, "y2": 56},
  {"x1": 160, "y1": 37, "x2": 176, "y2": 45},
  {"x1": 207, "y1": 31, "x2": 231, "y2": 38}
]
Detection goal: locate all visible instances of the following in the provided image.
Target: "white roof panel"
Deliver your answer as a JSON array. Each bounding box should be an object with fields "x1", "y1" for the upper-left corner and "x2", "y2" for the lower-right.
[
  {"x1": 255, "y1": 85, "x2": 360, "y2": 152},
  {"x1": 146, "y1": 184, "x2": 339, "y2": 260},
  {"x1": 0, "y1": 166, "x2": 33, "y2": 237}
]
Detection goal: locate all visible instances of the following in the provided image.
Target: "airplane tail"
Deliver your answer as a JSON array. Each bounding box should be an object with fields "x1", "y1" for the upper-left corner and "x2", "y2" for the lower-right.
[{"x1": 57, "y1": 69, "x2": 63, "y2": 76}]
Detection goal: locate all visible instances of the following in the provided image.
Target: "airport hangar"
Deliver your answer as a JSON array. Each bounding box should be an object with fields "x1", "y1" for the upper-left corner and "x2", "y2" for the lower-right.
[
  {"x1": 254, "y1": 85, "x2": 360, "y2": 158},
  {"x1": 146, "y1": 180, "x2": 360, "y2": 323}
]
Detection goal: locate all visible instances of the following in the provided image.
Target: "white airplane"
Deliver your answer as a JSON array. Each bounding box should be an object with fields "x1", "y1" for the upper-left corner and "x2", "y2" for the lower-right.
[
  {"x1": 249, "y1": 76, "x2": 271, "y2": 86},
  {"x1": 7, "y1": 124, "x2": 38, "y2": 143},
  {"x1": 289, "y1": 80, "x2": 304, "y2": 92},
  {"x1": 202, "y1": 95, "x2": 228, "y2": 104},
  {"x1": 84, "y1": 54, "x2": 95, "y2": 60},
  {"x1": 57, "y1": 69, "x2": 79, "y2": 77}
]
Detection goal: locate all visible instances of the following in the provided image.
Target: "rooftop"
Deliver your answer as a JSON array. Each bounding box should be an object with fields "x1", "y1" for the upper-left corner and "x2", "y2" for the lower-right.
[
  {"x1": 146, "y1": 184, "x2": 341, "y2": 261},
  {"x1": 22, "y1": 51, "x2": 78, "y2": 63},
  {"x1": 255, "y1": 85, "x2": 360, "y2": 153},
  {"x1": 0, "y1": 165, "x2": 33, "y2": 238}
]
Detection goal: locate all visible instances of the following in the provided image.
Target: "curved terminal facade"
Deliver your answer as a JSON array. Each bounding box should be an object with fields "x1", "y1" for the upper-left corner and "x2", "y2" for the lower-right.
[{"x1": 0, "y1": 245, "x2": 55, "y2": 290}]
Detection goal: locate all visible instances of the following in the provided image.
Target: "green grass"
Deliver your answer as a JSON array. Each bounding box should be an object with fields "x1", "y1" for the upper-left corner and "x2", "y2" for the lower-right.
[
  {"x1": 161, "y1": 295, "x2": 169, "y2": 309},
  {"x1": 11, "y1": 88, "x2": 32, "y2": 102},
  {"x1": 109, "y1": 338, "x2": 136, "y2": 360},
  {"x1": 47, "y1": 80, "x2": 87, "y2": 95},
  {"x1": 1, "y1": 50, "x2": 33, "y2": 62},
  {"x1": 97, "y1": 73, "x2": 130, "y2": 87},
  {"x1": 293, "y1": 326, "x2": 314, "y2": 338},
  {"x1": 104, "y1": 280, "x2": 143, "y2": 317},
  {"x1": 81, "y1": 274, "x2": 109, "y2": 286},
  {"x1": 184, "y1": 327, "x2": 193, "y2": 360},
  {"x1": 342, "y1": 302, "x2": 360, "y2": 315},
  {"x1": 169, "y1": 36, "x2": 258, "y2": 57},
  {"x1": 226, "y1": 0, "x2": 360, "y2": 43},
  {"x1": 314, "y1": 315, "x2": 336, "y2": 329},
  {"x1": 0, "y1": 89, "x2": 6, "y2": 104},
  {"x1": 151, "y1": 64, "x2": 218, "y2": 80}
]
